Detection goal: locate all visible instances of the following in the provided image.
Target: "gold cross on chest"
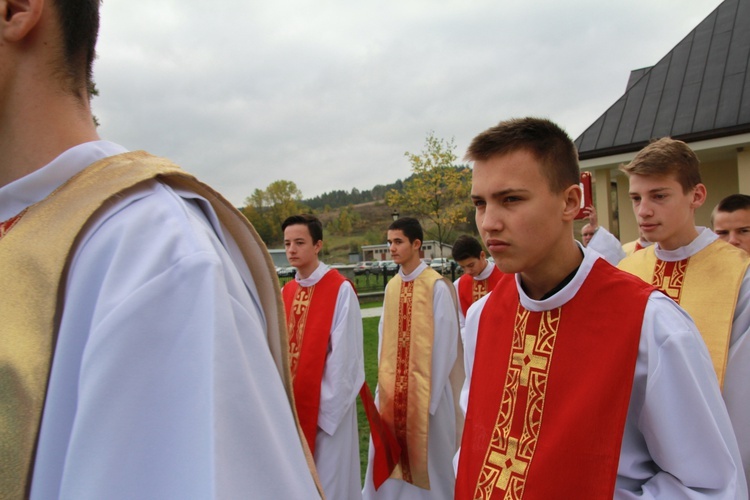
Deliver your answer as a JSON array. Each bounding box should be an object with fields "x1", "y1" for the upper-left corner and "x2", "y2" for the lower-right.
[
  {"x1": 512, "y1": 334, "x2": 547, "y2": 386},
  {"x1": 292, "y1": 287, "x2": 313, "y2": 315},
  {"x1": 488, "y1": 437, "x2": 528, "y2": 490}
]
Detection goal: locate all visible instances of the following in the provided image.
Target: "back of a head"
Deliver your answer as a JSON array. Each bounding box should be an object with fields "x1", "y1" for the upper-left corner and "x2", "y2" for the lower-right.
[
  {"x1": 51, "y1": 0, "x2": 101, "y2": 99},
  {"x1": 451, "y1": 235, "x2": 483, "y2": 261},
  {"x1": 465, "y1": 117, "x2": 580, "y2": 193},
  {"x1": 389, "y1": 217, "x2": 423, "y2": 247},
  {"x1": 620, "y1": 137, "x2": 701, "y2": 193},
  {"x1": 281, "y1": 214, "x2": 323, "y2": 243}
]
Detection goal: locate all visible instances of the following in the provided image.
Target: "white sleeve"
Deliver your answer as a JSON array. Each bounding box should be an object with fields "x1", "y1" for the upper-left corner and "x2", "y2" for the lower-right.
[
  {"x1": 31, "y1": 182, "x2": 318, "y2": 500},
  {"x1": 317, "y1": 282, "x2": 365, "y2": 435},
  {"x1": 429, "y1": 279, "x2": 460, "y2": 415},
  {"x1": 454, "y1": 294, "x2": 489, "y2": 474},
  {"x1": 453, "y1": 277, "x2": 467, "y2": 342},
  {"x1": 616, "y1": 292, "x2": 747, "y2": 499},
  {"x1": 724, "y1": 267, "x2": 750, "y2": 488},
  {"x1": 588, "y1": 226, "x2": 627, "y2": 266}
]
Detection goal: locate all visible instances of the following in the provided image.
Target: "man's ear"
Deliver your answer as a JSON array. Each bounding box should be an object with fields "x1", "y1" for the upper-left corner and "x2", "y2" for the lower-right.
[
  {"x1": 561, "y1": 184, "x2": 583, "y2": 221},
  {"x1": 691, "y1": 183, "x2": 707, "y2": 210},
  {"x1": 1, "y1": 0, "x2": 44, "y2": 43}
]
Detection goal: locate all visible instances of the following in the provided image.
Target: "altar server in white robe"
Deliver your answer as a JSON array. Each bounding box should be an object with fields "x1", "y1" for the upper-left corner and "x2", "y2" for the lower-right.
[
  {"x1": 0, "y1": 1, "x2": 319, "y2": 498},
  {"x1": 455, "y1": 117, "x2": 745, "y2": 499},
  {"x1": 363, "y1": 217, "x2": 463, "y2": 500},
  {"x1": 281, "y1": 215, "x2": 365, "y2": 499},
  {"x1": 618, "y1": 138, "x2": 750, "y2": 489}
]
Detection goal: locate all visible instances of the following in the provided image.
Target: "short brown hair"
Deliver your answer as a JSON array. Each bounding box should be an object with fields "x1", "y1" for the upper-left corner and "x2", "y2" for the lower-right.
[
  {"x1": 51, "y1": 0, "x2": 100, "y2": 99},
  {"x1": 465, "y1": 117, "x2": 580, "y2": 194},
  {"x1": 282, "y1": 214, "x2": 323, "y2": 244},
  {"x1": 620, "y1": 137, "x2": 701, "y2": 193}
]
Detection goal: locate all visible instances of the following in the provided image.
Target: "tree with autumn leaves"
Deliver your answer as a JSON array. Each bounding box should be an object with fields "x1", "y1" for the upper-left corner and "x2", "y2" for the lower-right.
[
  {"x1": 386, "y1": 132, "x2": 472, "y2": 257},
  {"x1": 242, "y1": 179, "x2": 305, "y2": 245}
]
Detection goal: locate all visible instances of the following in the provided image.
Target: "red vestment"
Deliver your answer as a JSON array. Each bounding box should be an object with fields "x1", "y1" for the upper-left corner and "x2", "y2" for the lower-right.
[
  {"x1": 282, "y1": 269, "x2": 345, "y2": 455},
  {"x1": 455, "y1": 260, "x2": 652, "y2": 499},
  {"x1": 457, "y1": 265, "x2": 504, "y2": 317}
]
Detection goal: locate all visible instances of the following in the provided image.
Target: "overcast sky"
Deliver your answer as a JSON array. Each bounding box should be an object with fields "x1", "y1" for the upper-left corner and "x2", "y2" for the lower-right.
[{"x1": 93, "y1": 0, "x2": 719, "y2": 206}]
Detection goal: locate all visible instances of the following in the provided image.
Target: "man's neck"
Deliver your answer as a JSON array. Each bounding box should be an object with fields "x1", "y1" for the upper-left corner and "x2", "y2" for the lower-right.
[
  {"x1": 0, "y1": 85, "x2": 99, "y2": 188},
  {"x1": 519, "y1": 240, "x2": 583, "y2": 301},
  {"x1": 657, "y1": 225, "x2": 699, "y2": 251},
  {"x1": 400, "y1": 257, "x2": 422, "y2": 276},
  {"x1": 296, "y1": 259, "x2": 320, "y2": 280}
]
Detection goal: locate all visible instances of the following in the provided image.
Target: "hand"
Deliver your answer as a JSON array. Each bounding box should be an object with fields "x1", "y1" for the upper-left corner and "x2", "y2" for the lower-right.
[{"x1": 582, "y1": 205, "x2": 598, "y2": 230}]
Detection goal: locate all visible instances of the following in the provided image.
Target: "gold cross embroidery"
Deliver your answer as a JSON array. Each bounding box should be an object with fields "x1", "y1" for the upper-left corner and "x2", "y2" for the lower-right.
[
  {"x1": 488, "y1": 437, "x2": 528, "y2": 490},
  {"x1": 512, "y1": 334, "x2": 547, "y2": 386}
]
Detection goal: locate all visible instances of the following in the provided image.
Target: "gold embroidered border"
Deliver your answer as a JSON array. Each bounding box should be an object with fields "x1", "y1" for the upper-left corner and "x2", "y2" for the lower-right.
[
  {"x1": 393, "y1": 280, "x2": 415, "y2": 482},
  {"x1": 652, "y1": 258, "x2": 688, "y2": 304},
  {"x1": 287, "y1": 285, "x2": 315, "y2": 379},
  {"x1": 474, "y1": 305, "x2": 561, "y2": 500}
]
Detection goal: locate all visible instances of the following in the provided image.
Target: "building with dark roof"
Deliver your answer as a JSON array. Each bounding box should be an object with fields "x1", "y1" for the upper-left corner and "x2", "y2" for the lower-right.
[{"x1": 575, "y1": 0, "x2": 750, "y2": 242}]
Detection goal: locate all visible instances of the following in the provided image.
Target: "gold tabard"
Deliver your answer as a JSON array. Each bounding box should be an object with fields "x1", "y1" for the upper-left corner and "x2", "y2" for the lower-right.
[
  {"x1": 618, "y1": 240, "x2": 749, "y2": 387},
  {"x1": 0, "y1": 152, "x2": 321, "y2": 499},
  {"x1": 379, "y1": 268, "x2": 441, "y2": 489}
]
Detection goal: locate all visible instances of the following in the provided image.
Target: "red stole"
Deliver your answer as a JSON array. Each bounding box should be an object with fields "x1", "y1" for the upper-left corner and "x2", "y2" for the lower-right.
[
  {"x1": 282, "y1": 269, "x2": 345, "y2": 455},
  {"x1": 455, "y1": 260, "x2": 652, "y2": 499},
  {"x1": 457, "y1": 265, "x2": 504, "y2": 316}
]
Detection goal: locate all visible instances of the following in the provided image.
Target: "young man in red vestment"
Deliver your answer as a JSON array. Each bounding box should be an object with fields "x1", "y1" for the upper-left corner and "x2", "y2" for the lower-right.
[
  {"x1": 281, "y1": 214, "x2": 365, "y2": 500},
  {"x1": 712, "y1": 194, "x2": 750, "y2": 255},
  {"x1": 363, "y1": 217, "x2": 463, "y2": 500},
  {"x1": 451, "y1": 234, "x2": 503, "y2": 340},
  {"x1": 454, "y1": 117, "x2": 746, "y2": 499}
]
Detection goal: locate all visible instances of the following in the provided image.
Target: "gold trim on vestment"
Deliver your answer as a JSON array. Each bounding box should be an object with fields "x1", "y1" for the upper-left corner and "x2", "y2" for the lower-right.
[
  {"x1": 474, "y1": 305, "x2": 561, "y2": 499},
  {"x1": 287, "y1": 285, "x2": 315, "y2": 379},
  {"x1": 619, "y1": 241, "x2": 749, "y2": 387}
]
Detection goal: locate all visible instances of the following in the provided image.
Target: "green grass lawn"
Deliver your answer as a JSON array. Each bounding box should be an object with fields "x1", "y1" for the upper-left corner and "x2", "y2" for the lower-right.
[{"x1": 357, "y1": 315, "x2": 380, "y2": 482}]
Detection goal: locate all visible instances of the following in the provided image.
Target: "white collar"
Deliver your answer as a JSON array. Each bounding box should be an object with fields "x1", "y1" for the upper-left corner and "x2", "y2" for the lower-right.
[
  {"x1": 474, "y1": 260, "x2": 496, "y2": 281},
  {"x1": 654, "y1": 227, "x2": 717, "y2": 261},
  {"x1": 295, "y1": 261, "x2": 329, "y2": 286},
  {"x1": 399, "y1": 262, "x2": 428, "y2": 282},
  {"x1": 0, "y1": 140, "x2": 127, "y2": 220}
]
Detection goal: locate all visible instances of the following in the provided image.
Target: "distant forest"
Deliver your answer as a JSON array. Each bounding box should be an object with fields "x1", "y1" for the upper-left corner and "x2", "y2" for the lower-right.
[{"x1": 303, "y1": 179, "x2": 405, "y2": 210}]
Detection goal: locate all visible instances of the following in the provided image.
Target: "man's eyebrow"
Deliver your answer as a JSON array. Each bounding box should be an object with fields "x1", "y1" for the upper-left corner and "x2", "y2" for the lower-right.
[
  {"x1": 629, "y1": 187, "x2": 671, "y2": 196},
  {"x1": 471, "y1": 188, "x2": 528, "y2": 199}
]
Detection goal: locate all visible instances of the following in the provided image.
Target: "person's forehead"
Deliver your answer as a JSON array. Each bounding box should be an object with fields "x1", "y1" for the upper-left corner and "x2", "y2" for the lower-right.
[
  {"x1": 714, "y1": 208, "x2": 750, "y2": 227},
  {"x1": 457, "y1": 257, "x2": 479, "y2": 266},
  {"x1": 387, "y1": 229, "x2": 407, "y2": 240},
  {"x1": 628, "y1": 173, "x2": 682, "y2": 192},
  {"x1": 471, "y1": 150, "x2": 547, "y2": 191}
]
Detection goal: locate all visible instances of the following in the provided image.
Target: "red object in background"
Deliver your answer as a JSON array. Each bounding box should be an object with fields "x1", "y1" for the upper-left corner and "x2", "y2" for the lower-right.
[{"x1": 575, "y1": 172, "x2": 593, "y2": 220}]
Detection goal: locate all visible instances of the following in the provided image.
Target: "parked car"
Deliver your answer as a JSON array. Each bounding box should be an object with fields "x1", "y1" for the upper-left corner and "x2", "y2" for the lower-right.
[
  {"x1": 354, "y1": 261, "x2": 376, "y2": 276},
  {"x1": 383, "y1": 260, "x2": 399, "y2": 272},
  {"x1": 430, "y1": 257, "x2": 450, "y2": 274},
  {"x1": 372, "y1": 260, "x2": 398, "y2": 275},
  {"x1": 277, "y1": 266, "x2": 296, "y2": 278}
]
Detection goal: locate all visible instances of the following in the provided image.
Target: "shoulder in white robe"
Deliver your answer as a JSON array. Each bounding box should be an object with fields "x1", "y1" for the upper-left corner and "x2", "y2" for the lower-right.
[
  {"x1": 653, "y1": 227, "x2": 750, "y2": 490},
  {"x1": 587, "y1": 225, "x2": 627, "y2": 265},
  {"x1": 0, "y1": 141, "x2": 320, "y2": 499}
]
